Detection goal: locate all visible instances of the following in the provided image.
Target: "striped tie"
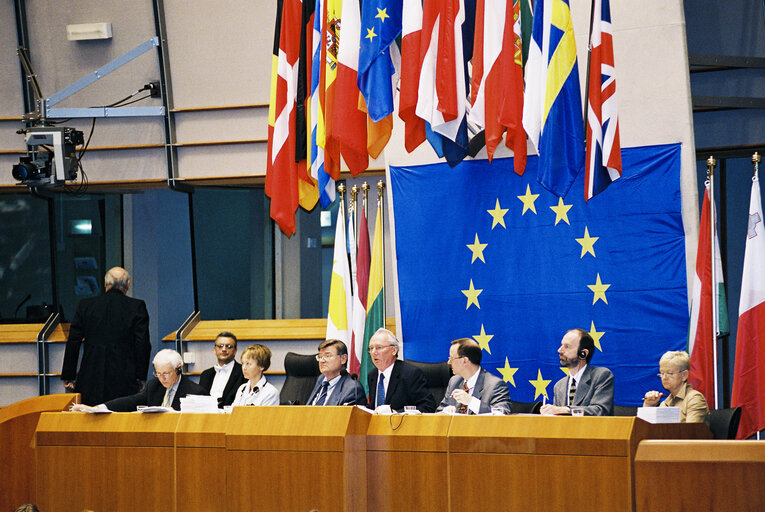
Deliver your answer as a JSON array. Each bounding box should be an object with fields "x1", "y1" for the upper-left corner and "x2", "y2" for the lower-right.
[
  {"x1": 315, "y1": 381, "x2": 329, "y2": 406},
  {"x1": 568, "y1": 378, "x2": 577, "y2": 406}
]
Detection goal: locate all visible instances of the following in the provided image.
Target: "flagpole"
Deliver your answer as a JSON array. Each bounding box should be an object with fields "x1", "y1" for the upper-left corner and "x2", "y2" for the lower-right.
[
  {"x1": 362, "y1": 182, "x2": 370, "y2": 221},
  {"x1": 377, "y1": 179, "x2": 386, "y2": 327},
  {"x1": 707, "y1": 155, "x2": 719, "y2": 408},
  {"x1": 337, "y1": 182, "x2": 347, "y2": 238},
  {"x1": 584, "y1": 0, "x2": 597, "y2": 135},
  {"x1": 753, "y1": 151, "x2": 761, "y2": 440},
  {"x1": 351, "y1": 185, "x2": 359, "y2": 243}
]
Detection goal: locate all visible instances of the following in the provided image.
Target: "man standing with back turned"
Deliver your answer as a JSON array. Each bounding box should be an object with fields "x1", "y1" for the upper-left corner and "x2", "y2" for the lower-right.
[{"x1": 61, "y1": 266, "x2": 151, "y2": 405}]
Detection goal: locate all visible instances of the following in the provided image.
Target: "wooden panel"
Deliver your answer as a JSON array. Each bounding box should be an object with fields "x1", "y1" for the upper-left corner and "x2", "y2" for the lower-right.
[
  {"x1": 35, "y1": 412, "x2": 179, "y2": 447},
  {"x1": 367, "y1": 451, "x2": 448, "y2": 512},
  {"x1": 0, "y1": 323, "x2": 43, "y2": 343},
  {"x1": 177, "y1": 446, "x2": 227, "y2": 511},
  {"x1": 450, "y1": 453, "x2": 538, "y2": 511},
  {"x1": 635, "y1": 440, "x2": 765, "y2": 512},
  {"x1": 366, "y1": 414, "x2": 452, "y2": 452},
  {"x1": 0, "y1": 394, "x2": 78, "y2": 511},
  {"x1": 175, "y1": 412, "x2": 229, "y2": 448}
]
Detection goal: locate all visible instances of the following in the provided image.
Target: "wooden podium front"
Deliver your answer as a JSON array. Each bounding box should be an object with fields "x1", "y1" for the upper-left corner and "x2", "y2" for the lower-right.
[
  {"x1": 35, "y1": 412, "x2": 181, "y2": 512},
  {"x1": 176, "y1": 413, "x2": 231, "y2": 511},
  {"x1": 226, "y1": 406, "x2": 370, "y2": 512},
  {"x1": 447, "y1": 415, "x2": 712, "y2": 512}
]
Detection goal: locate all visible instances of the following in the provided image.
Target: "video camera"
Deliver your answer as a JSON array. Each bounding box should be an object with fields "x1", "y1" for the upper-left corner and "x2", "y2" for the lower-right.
[{"x1": 11, "y1": 127, "x2": 84, "y2": 186}]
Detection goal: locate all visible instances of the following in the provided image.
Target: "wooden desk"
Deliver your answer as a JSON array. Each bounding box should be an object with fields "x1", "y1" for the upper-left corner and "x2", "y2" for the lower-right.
[
  {"x1": 176, "y1": 413, "x2": 230, "y2": 512},
  {"x1": 447, "y1": 415, "x2": 712, "y2": 512},
  {"x1": 35, "y1": 412, "x2": 180, "y2": 512},
  {"x1": 0, "y1": 393, "x2": 78, "y2": 511},
  {"x1": 226, "y1": 406, "x2": 369, "y2": 512},
  {"x1": 366, "y1": 414, "x2": 452, "y2": 512},
  {"x1": 635, "y1": 440, "x2": 765, "y2": 512}
]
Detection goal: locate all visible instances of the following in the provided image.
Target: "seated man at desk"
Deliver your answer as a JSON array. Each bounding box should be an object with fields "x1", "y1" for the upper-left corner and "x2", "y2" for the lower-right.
[
  {"x1": 198, "y1": 331, "x2": 246, "y2": 407},
  {"x1": 642, "y1": 350, "x2": 709, "y2": 423},
  {"x1": 540, "y1": 328, "x2": 614, "y2": 416},
  {"x1": 71, "y1": 349, "x2": 207, "y2": 412},
  {"x1": 366, "y1": 328, "x2": 436, "y2": 413},
  {"x1": 437, "y1": 338, "x2": 511, "y2": 414},
  {"x1": 306, "y1": 339, "x2": 367, "y2": 406}
]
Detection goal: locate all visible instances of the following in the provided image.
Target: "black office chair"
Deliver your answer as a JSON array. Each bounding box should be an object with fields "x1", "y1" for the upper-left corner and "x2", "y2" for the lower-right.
[
  {"x1": 510, "y1": 400, "x2": 542, "y2": 414},
  {"x1": 613, "y1": 405, "x2": 638, "y2": 416},
  {"x1": 279, "y1": 352, "x2": 321, "y2": 405},
  {"x1": 403, "y1": 359, "x2": 452, "y2": 405},
  {"x1": 707, "y1": 407, "x2": 742, "y2": 439}
]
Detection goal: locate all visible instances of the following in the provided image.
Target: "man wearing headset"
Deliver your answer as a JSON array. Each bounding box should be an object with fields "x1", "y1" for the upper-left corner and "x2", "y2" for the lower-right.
[
  {"x1": 71, "y1": 349, "x2": 207, "y2": 412},
  {"x1": 540, "y1": 328, "x2": 614, "y2": 416}
]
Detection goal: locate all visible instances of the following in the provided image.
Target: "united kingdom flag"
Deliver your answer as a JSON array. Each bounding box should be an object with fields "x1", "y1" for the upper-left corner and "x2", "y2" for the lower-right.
[{"x1": 585, "y1": 0, "x2": 621, "y2": 201}]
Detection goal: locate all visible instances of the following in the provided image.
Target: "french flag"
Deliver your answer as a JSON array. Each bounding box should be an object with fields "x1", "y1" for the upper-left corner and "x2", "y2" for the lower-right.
[{"x1": 585, "y1": 0, "x2": 621, "y2": 201}]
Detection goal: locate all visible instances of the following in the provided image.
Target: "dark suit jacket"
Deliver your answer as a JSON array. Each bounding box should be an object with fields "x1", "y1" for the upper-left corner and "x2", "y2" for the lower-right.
[
  {"x1": 437, "y1": 368, "x2": 512, "y2": 414},
  {"x1": 198, "y1": 362, "x2": 247, "y2": 407},
  {"x1": 306, "y1": 371, "x2": 367, "y2": 406},
  {"x1": 61, "y1": 288, "x2": 151, "y2": 405},
  {"x1": 104, "y1": 375, "x2": 207, "y2": 412},
  {"x1": 553, "y1": 365, "x2": 614, "y2": 416},
  {"x1": 367, "y1": 360, "x2": 436, "y2": 413}
]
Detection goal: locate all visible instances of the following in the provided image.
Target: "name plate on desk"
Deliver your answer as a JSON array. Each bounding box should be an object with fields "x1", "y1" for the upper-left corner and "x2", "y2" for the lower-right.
[{"x1": 637, "y1": 406, "x2": 680, "y2": 423}]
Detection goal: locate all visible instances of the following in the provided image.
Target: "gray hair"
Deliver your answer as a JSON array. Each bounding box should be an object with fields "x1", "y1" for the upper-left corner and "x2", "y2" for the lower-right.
[
  {"x1": 659, "y1": 350, "x2": 690, "y2": 372},
  {"x1": 105, "y1": 267, "x2": 130, "y2": 292},
  {"x1": 372, "y1": 328, "x2": 400, "y2": 350},
  {"x1": 153, "y1": 349, "x2": 183, "y2": 369}
]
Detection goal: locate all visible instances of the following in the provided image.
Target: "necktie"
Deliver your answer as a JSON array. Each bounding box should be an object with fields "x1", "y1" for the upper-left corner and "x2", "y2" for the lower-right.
[
  {"x1": 161, "y1": 387, "x2": 171, "y2": 408},
  {"x1": 568, "y1": 378, "x2": 577, "y2": 406},
  {"x1": 458, "y1": 381, "x2": 469, "y2": 414},
  {"x1": 315, "y1": 381, "x2": 329, "y2": 406},
  {"x1": 377, "y1": 374, "x2": 386, "y2": 408}
]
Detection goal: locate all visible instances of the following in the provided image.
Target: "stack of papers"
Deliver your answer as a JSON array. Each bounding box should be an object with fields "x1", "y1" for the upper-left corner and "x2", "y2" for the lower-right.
[
  {"x1": 637, "y1": 406, "x2": 681, "y2": 423},
  {"x1": 180, "y1": 394, "x2": 220, "y2": 413}
]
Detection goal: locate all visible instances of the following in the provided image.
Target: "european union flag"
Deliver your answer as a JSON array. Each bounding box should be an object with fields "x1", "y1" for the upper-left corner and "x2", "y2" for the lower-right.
[
  {"x1": 358, "y1": 0, "x2": 402, "y2": 122},
  {"x1": 390, "y1": 144, "x2": 687, "y2": 405}
]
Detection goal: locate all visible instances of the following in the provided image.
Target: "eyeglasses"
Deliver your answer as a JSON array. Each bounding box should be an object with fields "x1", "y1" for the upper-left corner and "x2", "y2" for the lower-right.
[
  {"x1": 215, "y1": 343, "x2": 234, "y2": 350},
  {"x1": 368, "y1": 344, "x2": 396, "y2": 353},
  {"x1": 154, "y1": 370, "x2": 176, "y2": 378},
  {"x1": 448, "y1": 355, "x2": 466, "y2": 362},
  {"x1": 316, "y1": 353, "x2": 337, "y2": 361},
  {"x1": 657, "y1": 371, "x2": 682, "y2": 378}
]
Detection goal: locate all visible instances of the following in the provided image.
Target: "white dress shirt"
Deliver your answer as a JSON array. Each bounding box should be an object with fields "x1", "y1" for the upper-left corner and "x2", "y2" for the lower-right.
[
  {"x1": 232, "y1": 376, "x2": 279, "y2": 406},
  {"x1": 209, "y1": 360, "x2": 235, "y2": 400}
]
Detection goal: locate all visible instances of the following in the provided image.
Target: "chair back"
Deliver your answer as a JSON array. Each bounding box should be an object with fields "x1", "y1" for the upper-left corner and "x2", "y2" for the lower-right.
[
  {"x1": 403, "y1": 359, "x2": 452, "y2": 405},
  {"x1": 509, "y1": 400, "x2": 542, "y2": 414},
  {"x1": 279, "y1": 352, "x2": 321, "y2": 405},
  {"x1": 613, "y1": 405, "x2": 638, "y2": 416},
  {"x1": 708, "y1": 407, "x2": 742, "y2": 439}
]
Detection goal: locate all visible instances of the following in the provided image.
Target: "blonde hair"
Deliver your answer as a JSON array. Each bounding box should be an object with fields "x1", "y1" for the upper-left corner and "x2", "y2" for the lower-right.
[
  {"x1": 240, "y1": 344, "x2": 272, "y2": 371},
  {"x1": 659, "y1": 350, "x2": 690, "y2": 372}
]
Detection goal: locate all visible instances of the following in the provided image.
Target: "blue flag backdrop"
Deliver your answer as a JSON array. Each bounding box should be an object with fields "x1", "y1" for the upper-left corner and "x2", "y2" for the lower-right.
[{"x1": 390, "y1": 143, "x2": 687, "y2": 405}]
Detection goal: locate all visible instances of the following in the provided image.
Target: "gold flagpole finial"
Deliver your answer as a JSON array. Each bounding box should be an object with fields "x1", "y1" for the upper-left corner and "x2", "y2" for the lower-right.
[
  {"x1": 753, "y1": 152, "x2": 761, "y2": 164},
  {"x1": 337, "y1": 183, "x2": 346, "y2": 194},
  {"x1": 706, "y1": 156, "x2": 716, "y2": 178}
]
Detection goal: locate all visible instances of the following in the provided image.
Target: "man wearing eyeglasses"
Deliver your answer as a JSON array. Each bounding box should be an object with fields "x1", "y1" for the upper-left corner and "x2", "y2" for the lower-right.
[
  {"x1": 198, "y1": 332, "x2": 246, "y2": 407},
  {"x1": 366, "y1": 328, "x2": 436, "y2": 413},
  {"x1": 540, "y1": 328, "x2": 614, "y2": 416},
  {"x1": 71, "y1": 349, "x2": 207, "y2": 412},
  {"x1": 437, "y1": 338, "x2": 512, "y2": 414},
  {"x1": 306, "y1": 339, "x2": 366, "y2": 406}
]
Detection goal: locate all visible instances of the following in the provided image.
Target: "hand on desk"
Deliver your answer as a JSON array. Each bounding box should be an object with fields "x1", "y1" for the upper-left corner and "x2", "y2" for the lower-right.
[
  {"x1": 70, "y1": 403, "x2": 95, "y2": 412},
  {"x1": 540, "y1": 404, "x2": 570, "y2": 416}
]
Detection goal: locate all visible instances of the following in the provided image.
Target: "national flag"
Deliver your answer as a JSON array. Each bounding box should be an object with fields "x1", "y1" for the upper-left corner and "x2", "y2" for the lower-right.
[
  {"x1": 469, "y1": 0, "x2": 526, "y2": 173},
  {"x1": 522, "y1": 0, "x2": 585, "y2": 198},
  {"x1": 266, "y1": 0, "x2": 302, "y2": 235},
  {"x1": 390, "y1": 143, "x2": 689, "y2": 406},
  {"x1": 297, "y1": 0, "x2": 320, "y2": 210},
  {"x1": 321, "y1": 0, "x2": 343, "y2": 180},
  {"x1": 326, "y1": 198, "x2": 353, "y2": 345},
  {"x1": 360, "y1": 198, "x2": 385, "y2": 395},
  {"x1": 584, "y1": 0, "x2": 621, "y2": 201},
  {"x1": 731, "y1": 175, "x2": 765, "y2": 438},
  {"x1": 519, "y1": 0, "x2": 533, "y2": 67},
  {"x1": 351, "y1": 203, "x2": 371, "y2": 376},
  {"x1": 398, "y1": 0, "x2": 426, "y2": 152},
  {"x1": 358, "y1": 0, "x2": 403, "y2": 123},
  {"x1": 688, "y1": 184, "x2": 730, "y2": 409}
]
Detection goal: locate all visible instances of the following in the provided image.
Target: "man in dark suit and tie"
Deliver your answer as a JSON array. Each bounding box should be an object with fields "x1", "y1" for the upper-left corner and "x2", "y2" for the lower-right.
[
  {"x1": 71, "y1": 349, "x2": 207, "y2": 412},
  {"x1": 437, "y1": 338, "x2": 511, "y2": 414},
  {"x1": 306, "y1": 339, "x2": 366, "y2": 406},
  {"x1": 366, "y1": 328, "x2": 436, "y2": 413},
  {"x1": 61, "y1": 267, "x2": 151, "y2": 405},
  {"x1": 540, "y1": 328, "x2": 614, "y2": 416},
  {"x1": 198, "y1": 332, "x2": 246, "y2": 407}
]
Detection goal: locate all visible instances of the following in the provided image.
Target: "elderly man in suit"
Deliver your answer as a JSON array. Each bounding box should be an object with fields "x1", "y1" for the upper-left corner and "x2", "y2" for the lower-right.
[
  {"x1": 306, "y1": 339, "x2": 366, "y2": 406},
  {"x1": 437, "y1": 338, "x2": 511, "y2": 414},
  {"x1": 71, "y1": 349, "x2": 207, "y2": 412},
  {"x1": 198, "y1": 331, "x2": 246, "y2": 407},
  {"x1": 61, "y1": 267, "x2": 151, "y2": 405},
  {"x1": 540, "y1": 328, "x2": 614, "y2": 416},
  {"x1": 366, "y1": 328, "x2": 436, "y2": 413}
]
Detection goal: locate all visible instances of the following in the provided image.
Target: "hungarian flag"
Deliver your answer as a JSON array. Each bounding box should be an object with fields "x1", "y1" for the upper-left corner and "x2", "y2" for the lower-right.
[
  {"x1": 326, "y1": 199, "x2": 353, "y2": 345},
  {"x1": 731, "y1": 175, "x2": 765, "y2": 438},
  {"x1": 350, "y1": 204, "x2": 371, "y2": 376},
  {"x1": 584, "y1": 0, "x2": 621, "y2": 201},
  {"x1": 266, "y1": 0, "x2": 302, "y2": 235},
  {"x1": 688, "y1": 184, "x2": 730, "y2": 409},
  {"x1": 360, "y1": 198, "x2": 385, "y2": 395}
]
